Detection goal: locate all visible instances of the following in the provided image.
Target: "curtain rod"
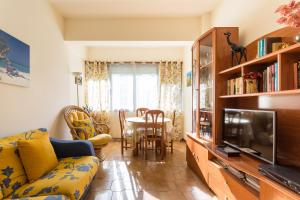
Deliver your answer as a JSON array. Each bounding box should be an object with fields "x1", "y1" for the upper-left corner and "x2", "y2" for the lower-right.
[{"x1": 85, "y1": 60, "x2": 183, "y2": 64}]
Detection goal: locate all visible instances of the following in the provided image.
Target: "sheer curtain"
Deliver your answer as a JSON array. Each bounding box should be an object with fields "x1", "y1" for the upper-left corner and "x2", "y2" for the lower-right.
[
  {"x1": 85, "y1": 61, "x2": 110, "y2": 125},
  {"x1": 159, "y1": 61, "x2": 184, "y2": 140}
]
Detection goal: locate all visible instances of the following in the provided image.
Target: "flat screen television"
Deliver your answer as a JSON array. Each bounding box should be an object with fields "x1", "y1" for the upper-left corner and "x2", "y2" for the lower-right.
[{"x1": 222, "y1": 108, "x2": 276, "y2": 164}]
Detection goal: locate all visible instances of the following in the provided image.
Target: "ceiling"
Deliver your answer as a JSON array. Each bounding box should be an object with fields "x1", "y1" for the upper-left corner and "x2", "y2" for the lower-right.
[{"x1": 49, "y1": 0, "x2": 220, "y2": 18}]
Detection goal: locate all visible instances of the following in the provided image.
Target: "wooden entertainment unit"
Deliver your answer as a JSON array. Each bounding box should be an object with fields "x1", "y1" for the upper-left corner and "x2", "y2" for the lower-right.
[{"x1": 187, "y1": 27, "x2": 300, "y2": 200}]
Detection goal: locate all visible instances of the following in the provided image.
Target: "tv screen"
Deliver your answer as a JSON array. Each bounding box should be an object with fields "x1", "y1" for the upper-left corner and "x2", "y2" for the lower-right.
[{"x1": 223, "y1": 109, "x2": 276, "y2": 164}]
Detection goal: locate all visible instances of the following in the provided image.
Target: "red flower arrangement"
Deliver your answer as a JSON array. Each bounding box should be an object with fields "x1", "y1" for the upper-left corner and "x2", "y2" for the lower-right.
[{"x1": 275, "y1": 0, "x2": 300, "y2": 28}]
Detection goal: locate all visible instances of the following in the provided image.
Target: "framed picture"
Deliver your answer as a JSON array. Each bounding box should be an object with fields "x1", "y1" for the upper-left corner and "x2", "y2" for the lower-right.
[
  {"x1": 0, "y1": 29, "x2": 30, "y2": 87},
  {"x1": 186, "y1": 71, "x2": 192, "y2": 87}
]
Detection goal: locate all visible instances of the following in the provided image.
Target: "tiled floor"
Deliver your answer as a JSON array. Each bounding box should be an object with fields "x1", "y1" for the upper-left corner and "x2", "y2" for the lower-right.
[{"x1": 87, "y1": 141, "x2": 217, "y2": 200}]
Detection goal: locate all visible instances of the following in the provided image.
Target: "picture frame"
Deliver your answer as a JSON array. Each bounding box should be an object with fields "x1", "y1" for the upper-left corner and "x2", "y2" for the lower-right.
[
  {"x1": 186, "y1": 71, "x2": 192, "y2": 87},
  {"x1": 0, "y1": 29, "x2": 30, "y2": 87}
]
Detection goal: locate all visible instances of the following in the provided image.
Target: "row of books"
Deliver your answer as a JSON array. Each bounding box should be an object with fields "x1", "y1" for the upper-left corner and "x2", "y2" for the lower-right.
[
  {"x1": 262, "y1": 62, "x2": 279, "y2": 92},
  {"x1": 227, "y1": 77, "x2": 243, "y2": 95},
  {"x1": 294, "y1": 61, "x2": 300, "y2": 89},
  {"x1": 257, "y1": 37, "x2": 282, "y2": 57}
]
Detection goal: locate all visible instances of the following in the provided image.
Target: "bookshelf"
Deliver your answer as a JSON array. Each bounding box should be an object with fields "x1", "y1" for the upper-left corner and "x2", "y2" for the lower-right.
[{"x1": 219, "y1": 40, "x2": 300, "y2": 97}]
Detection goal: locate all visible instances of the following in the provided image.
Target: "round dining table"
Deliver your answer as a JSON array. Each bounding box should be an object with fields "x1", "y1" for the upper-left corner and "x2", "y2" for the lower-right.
[{"x1": 125, "y1": 117, "x2": 171, "y2": 156}]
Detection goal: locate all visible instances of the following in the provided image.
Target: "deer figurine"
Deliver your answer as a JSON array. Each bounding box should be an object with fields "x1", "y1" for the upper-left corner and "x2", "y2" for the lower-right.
[{"x1": 224, "y1": 32, "x2": 247, "y2": 66}]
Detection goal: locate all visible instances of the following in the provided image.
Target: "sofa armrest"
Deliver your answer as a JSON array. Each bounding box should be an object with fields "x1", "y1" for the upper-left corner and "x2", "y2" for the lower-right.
[{"x1": 50, "y1": 138, "x2": 95, "y2": 159}]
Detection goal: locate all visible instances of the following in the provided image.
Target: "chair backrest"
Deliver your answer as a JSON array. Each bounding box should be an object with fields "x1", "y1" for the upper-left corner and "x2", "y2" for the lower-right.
[
  {"x1": 119, "y1": 109, "x2": 126, "y2": 138},
  {"x1": 171, "y1": 110, "x2": 176, "y2": 126},
  {"x1": 64, "y1": 105, "x2": 92, "y2": 138},
  {"x1": 136, "y1": 108, "x2": 149, "y2": 117},
  {"x1": 144, "y1": 110, "x2": 165, "y2": 139}
]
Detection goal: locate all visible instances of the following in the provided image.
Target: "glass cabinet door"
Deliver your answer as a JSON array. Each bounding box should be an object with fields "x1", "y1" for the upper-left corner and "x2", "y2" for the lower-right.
[{"x1": 199, "y1": 35, "x2": 213, "y2": 141}]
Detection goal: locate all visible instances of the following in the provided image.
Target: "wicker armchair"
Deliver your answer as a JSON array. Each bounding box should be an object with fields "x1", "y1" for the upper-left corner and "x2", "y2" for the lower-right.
[{"x1": 64, "y1": 105, "x2": 111, "y2": 161}]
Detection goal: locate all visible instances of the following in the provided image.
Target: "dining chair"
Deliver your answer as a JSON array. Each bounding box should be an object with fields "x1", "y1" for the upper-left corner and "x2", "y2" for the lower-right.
[
  {"x1": 136, "y1": 107, "x2": 149, "y2": 150},
  {"x1": 119, "y1": 109, "x2": 133, "y2": 155},
  {"x1": 166, "y1": 110, "x2": 176, "y2": 153},
  {"x1": 143, "y1": 110, "x2": 166, "y2": 160},
  {"x1": 136, "y1": 108, "x2": 149, "y2": 117}
]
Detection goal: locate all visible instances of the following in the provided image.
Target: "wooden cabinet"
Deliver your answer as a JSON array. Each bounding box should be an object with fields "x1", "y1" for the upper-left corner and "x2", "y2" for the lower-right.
[{"x1": 188, "y1": 27, "x2": 300, "y2": 200}]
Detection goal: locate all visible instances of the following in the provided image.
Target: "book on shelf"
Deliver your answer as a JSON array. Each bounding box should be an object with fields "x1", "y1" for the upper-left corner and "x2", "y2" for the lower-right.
[
  {"x1": 262, "y1": 62, "x2": 279, "y2": 92},
  {"x1": 257, "y1": 37, "x2": 282, "y2": 57},
  {"x1": 294, "y1": 61, "x2": 300, "y2": 89},
  {"x1": 227, "y1": 77, "x2": 243, "y2": 95}
]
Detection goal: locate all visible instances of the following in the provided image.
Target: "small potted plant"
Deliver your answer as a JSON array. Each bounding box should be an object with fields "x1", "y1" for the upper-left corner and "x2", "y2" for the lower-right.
[{"x1": 275, "y1": 0, "x2": 300, "y2": 42}]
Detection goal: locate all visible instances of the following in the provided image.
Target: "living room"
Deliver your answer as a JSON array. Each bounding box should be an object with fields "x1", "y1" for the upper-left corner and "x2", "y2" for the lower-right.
[{"x1": 0, "y1": 0, "x2": 300, "y2": 200}]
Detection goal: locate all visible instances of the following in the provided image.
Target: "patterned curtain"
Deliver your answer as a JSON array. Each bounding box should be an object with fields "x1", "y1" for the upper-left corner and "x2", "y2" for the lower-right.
[
  {"x1": 85, "y1": 61, "x2": 110, "y2": 126},
  {"x1": 159, "y1": 61, "x2": 184, "y2": 140}
]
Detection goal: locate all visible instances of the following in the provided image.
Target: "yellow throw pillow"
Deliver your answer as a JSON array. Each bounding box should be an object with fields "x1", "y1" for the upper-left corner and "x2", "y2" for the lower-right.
[
  {"x1": 17, "y1": 134, "x2": 58, "y2": 182},
  {"x1": 0, "y1": 144, "x2": 28, "y2": 197},
  {"x1": 73, "y1": 119, "x2": 97, "y2": 139}
]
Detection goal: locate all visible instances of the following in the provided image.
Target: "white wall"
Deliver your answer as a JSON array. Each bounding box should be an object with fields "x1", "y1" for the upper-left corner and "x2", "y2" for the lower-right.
[
  {"x1": 182, "y1": 45, "x2": 193, "y2": 137},
  {"x1": 87, "y1": 46, "x2": 186, "y2": 138},
  {"x1": 87, "y1": 46, "x2": 185, "y2": 61},
  {"x1": 211, "y1": 0, "x2": 285, "y2": 45},
  {"x1": 66, "y1": 44, "x2": 86, "y2": 107},
  {"x1": 65, "y1": 18, "x2": 202, "y2": 41},
  {"x1": 0, "y1": 0, "x2": 71, "y2": 139}
]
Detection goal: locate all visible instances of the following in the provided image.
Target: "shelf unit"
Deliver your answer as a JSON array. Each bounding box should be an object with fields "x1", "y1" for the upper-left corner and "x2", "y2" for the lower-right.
[{"x1": 187, "y1": 27, "x2": 300, "y2": 200}]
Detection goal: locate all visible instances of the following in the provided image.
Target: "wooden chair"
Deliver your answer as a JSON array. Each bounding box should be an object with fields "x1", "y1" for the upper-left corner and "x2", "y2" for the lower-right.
[
  {"x1": 136, "y1": 108, "x2": 149, "y2": 117},
  {"x1": 166, "y1": 110, "x2": 176, "y2": 153},
  {"x1": 119, "y1": 109, "x2": 133, "y2": 155},
  {"x1": 143, "y1": 110, "x2": 166, "y2": 160},
  {"x1": 64, "y1": 105, "x2": 111, "y2": 161}
]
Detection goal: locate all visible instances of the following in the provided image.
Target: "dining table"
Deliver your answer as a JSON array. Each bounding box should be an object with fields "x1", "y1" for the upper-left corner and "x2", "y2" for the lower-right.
[{"x1": 125, "y1": 117, "x2": 171, "y2": 156}]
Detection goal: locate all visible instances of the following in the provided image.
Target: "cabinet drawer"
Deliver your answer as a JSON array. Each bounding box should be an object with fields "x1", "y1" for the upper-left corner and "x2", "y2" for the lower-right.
[{"x1": 223, "y1": 171, "x2": 259, "y2": 200}]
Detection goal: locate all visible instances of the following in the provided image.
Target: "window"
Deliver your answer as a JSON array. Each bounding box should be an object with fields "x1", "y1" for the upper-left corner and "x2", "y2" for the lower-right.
[{"x1": 109, "y1": 63, "x2": 159, "y2": 111}]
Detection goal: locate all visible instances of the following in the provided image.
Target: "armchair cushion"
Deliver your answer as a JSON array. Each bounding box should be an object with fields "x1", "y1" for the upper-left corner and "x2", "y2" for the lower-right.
[
  {"x1": 18, "y1": 134, "x2": 58, "y2": 182},
  {"x1": 72, "y1": 120, "x2": 96, "y2": 139},
  {"x1": 88, "y1": 134, "x2": 112, "y2": 147}
]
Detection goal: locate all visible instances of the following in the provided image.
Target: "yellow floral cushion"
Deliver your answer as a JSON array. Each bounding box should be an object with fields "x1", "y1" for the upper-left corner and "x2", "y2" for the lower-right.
[
  {"x1": 10, "y1": 156, "x2": 99, "y2": 200},
  {"x1": 72, "y1": 120, "x2": 96, "y2": 139},
  {"x1": 5, "y1": 195, "x2": 69, "y2": 200},
  {"x1": 0, "y1": 188, "x2": 3, "y2": 199},
  {"x1": 18, "y1": 134, "x2": 58, "y2": 182},
  {"x1": 0, "y1": 145, "x2": 28, "y2": 197},
  {"x1": 0, "y1": 129, "x2": 46, "y2": 198},
  {"x1": 88, "y1": 134, "x2": 112, "y2": 147}
]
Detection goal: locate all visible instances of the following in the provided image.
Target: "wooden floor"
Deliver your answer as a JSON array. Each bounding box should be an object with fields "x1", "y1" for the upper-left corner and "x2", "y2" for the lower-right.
[{"x1": 87, "y1": 141, "x2": 217, "y2": 200}]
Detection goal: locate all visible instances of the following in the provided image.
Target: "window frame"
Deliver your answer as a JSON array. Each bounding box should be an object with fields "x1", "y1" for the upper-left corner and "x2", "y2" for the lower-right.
[{"x1": 109, "y1": 63, "x2": 159, "y2": 112}]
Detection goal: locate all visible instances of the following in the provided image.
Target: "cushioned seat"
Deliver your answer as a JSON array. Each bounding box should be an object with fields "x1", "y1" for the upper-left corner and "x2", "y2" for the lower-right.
[
  {"x1": 88, "y1": 134, "x2": 112, "y2": 146},
  {"x1": 5, "y1": 195, "x2": 69, "y2": 200},
  {"x1": 10, "y1": 156, "x2": 99, "y2": 200}
]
